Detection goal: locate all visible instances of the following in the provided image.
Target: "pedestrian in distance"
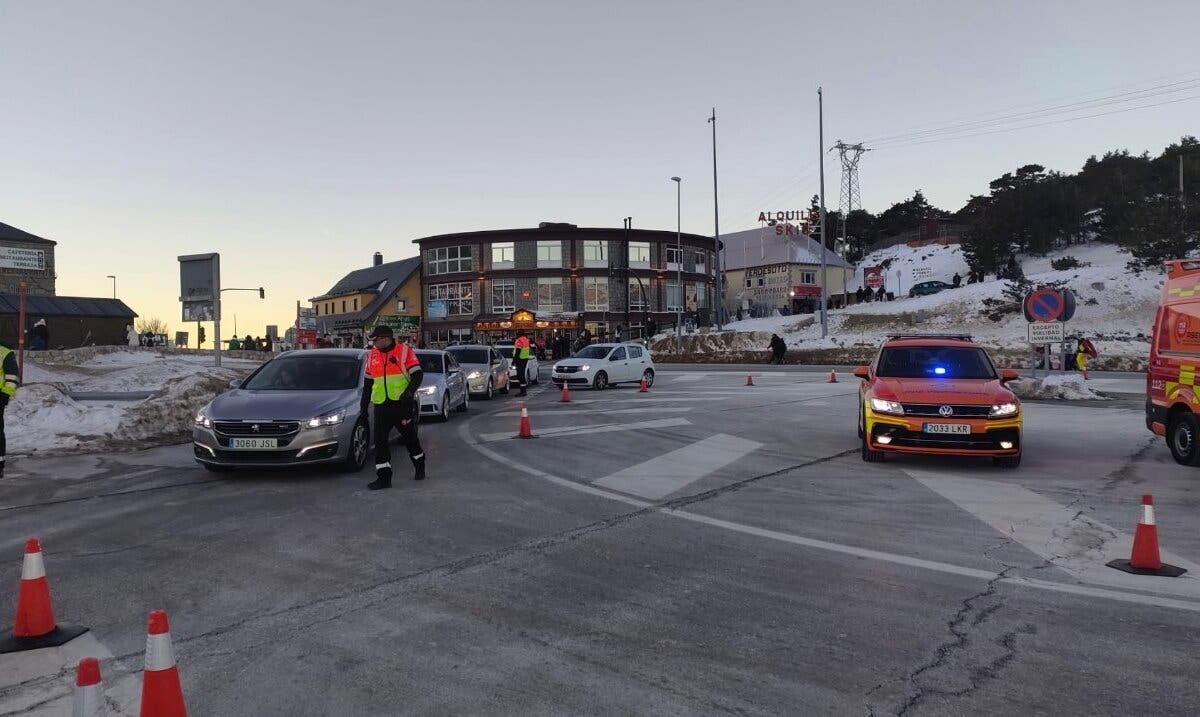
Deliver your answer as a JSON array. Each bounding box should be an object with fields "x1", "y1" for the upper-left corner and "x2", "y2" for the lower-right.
[
  {"x1": 364, "y1": 325, "x2": 425, "y2": 490},
  {"x1": 769, "y1": 334, "x2": 787, "y2": 365},
  {"x1": 0, "y1": 339, "x2": 18, "y2": 477},
  {"x1": 228, "y1": 336, "x2": 241, "y2": 350},
  {"x1": 30, "y1": 319, "x2": 48, "y2": 351},
  {"x1": 1075, "y1": 335, "x2": 1097, "y2": 380},
  {"x1": 512, "y1": 329, "x2": 532, "y2": 397},
  {"x1": 952, "y1": 272, "x2": 962, "y2": 288}
]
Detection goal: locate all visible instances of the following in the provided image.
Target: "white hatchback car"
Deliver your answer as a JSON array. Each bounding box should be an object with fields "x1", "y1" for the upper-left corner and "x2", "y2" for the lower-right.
[{"x1": 551, "y1": 342, "x2": 655, "y2": 390}]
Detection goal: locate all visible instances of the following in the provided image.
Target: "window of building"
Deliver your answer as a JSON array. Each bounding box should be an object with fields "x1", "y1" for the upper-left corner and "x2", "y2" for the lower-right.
[
  {"x1": 537, "y1": 240, "x2": 562, "y2": 268},
  {"x1": 426, "y1": 328, "x2": 473, "y2": 346},
  {"x1": 628, "y1": 278, "x2": 648, "y2": 310},
  {"x1": 341, "y1": 300, "x2": 347, "y2": 313},
  {"x1": 628, "y1": 241, "x2": 650, "y2": 269},
  {"x1": 799, "y1": 271, "x2": 817, "y2": 284},
  {"x1": 666, "y1": 246, "x2": 682, "y2": 270},
  {"x1": 396, "y1": 298, "x2": 407, "y2": 313},
  {"x1": 757, "y1": 277, "x2": 765, "y2": 287},
  {"x1": 353, "y1": 298, "x2": 358, "y2": 311},
  {"x1": 694, "y1": 283, "x2": 708, "y2": 309},
  {"x1": 427, "y1": 281, "x2": 474, "y2": 316},
  {"x1": 537, "y1": 278, "x2": 563, "y2": 312},
  {"x1": 744, "y1": 278, "x2": 751, "y2": 288},
  {"x1": 694, "y1": 250, "x2": 707, "y2": 276},
  {"x1": 583, "y1": 240, "x2": 607, "y2": 268},
  {"x1": 666, "y1": 281, "x2": 683, "y2": 312},
  {"x1": 428, "y1": 246, "x2": 473, "y2": 275},
  {"x1": 492, "y1": 279, "x2": 515, "y2": 313},
  {"x1": 491, "y1": 242, "x2": 514, "y2": 270},
  {"x1": 584, "y1": 277, "x2": 609, "y2": 311}
]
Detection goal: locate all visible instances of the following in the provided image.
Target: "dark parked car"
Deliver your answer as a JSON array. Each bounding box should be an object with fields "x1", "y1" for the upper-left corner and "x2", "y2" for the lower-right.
[{"x1": 908, "y1": 280, "x2": 954, "y2": 298}]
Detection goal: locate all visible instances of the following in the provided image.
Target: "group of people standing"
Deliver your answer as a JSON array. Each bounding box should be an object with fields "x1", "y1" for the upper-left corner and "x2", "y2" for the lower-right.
[{"x1": 229, "y1": 334, "x2": 273, "y2": 352}]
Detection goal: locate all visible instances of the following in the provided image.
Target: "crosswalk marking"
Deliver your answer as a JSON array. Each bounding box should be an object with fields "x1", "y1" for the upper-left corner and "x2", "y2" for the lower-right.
[
  {"x1": 477, "y1": 417, "x2": 691, "y2": 443},
  {"x1": 592, "y1": 433, "x2": 762, "y2": 499}
]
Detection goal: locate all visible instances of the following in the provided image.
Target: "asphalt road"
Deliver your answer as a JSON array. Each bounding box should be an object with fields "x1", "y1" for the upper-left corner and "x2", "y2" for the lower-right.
[{"x1": 2, "y1": 365, "x2": 1197, "y2": 716}]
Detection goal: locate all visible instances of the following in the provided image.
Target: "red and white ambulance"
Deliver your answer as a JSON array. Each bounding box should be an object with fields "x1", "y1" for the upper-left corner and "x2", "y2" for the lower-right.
[{"x1": 1147, "y1": 259, "x2": 1200, "y2": 465}]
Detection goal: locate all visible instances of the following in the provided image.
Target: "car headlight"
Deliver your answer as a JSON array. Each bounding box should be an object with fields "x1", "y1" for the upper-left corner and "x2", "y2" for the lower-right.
[
  {"x1": 580, "y1": 364, "x2": 591, "y2": 372},
  {"x1": 989, "y1": 402, "x2": 1019, "y2": 418},
  {"x1": 418, "y1": 386, "x2": 437, "y2": 395},
  {"x1": 305, "y1": 412, "x2": 344, "y2": 429},
  {"x1": 870, "y1": 398, "x2": 905, "y2": 415},
  {"x1": 466, "y1": 370, "x2": 482, "y2": 380},
  {"x1": 194, "y1": 410, "x2": 212, "y2": 428}
]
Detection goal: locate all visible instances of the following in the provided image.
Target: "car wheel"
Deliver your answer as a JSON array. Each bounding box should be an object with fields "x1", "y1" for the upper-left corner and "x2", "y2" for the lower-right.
[
  {"x1": 993, "y1": 454, "x2": 1022, "y2": 468},
  {"x1": 202, "y1": 463, "x2": 234, "y2": 473},
  {"x1": 343, "y1": 420, "x2": 369, "y2": 472},
  {"x1": 861, "y1": 432, "x2": 885, "y2": 462},
  {"x1": 439, "y1": 399, "x2": 450, "y2": 422},
  {"x1": 641, "y1": 369, "x2": 654, "y2": 388},
  {"x1": 593, "y1": 371, "x2": 609, "y2": 391},
  {"x1": 858, "y1": 408, "x2": 865, "y2": 439},
  {"x1": 1168, "y1": 412, "x2": 1200, "y2": 466},
  {"x1": 458, "y1": 390, "x2": 469, "y2": 413},
  {"x1": 485, "y1": 379, "x2": 494, "y2": 400}
]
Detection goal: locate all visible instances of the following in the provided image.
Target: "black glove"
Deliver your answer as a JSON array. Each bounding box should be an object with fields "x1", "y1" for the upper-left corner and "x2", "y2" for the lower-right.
[
  {"x1": 397, "y1": 392, "x2": 416, "y2": 419},
  {"x1": 0, "y1": 394, "x2": 8, "y2": 409}
]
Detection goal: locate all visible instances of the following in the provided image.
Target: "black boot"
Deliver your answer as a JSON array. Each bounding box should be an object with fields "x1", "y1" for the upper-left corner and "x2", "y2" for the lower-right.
[
  {"x1": 413, "y1": 454, "x2": 426, "y2": 481},
  {"x1": 368, "y1": 466, "x2": 392, "y2": 490}
]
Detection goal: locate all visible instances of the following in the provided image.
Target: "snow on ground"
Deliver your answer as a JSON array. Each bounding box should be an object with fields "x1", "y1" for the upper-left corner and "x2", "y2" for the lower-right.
[
  {"x1": 1009, "y1": 374, "x2": 1108, "y2": 401},
  {"x1": 667, "y1": 241, "x2": 1159, "y2": 369},
  {"x1": 10, "y1": 348, "x2": 263, "y2": 455}
]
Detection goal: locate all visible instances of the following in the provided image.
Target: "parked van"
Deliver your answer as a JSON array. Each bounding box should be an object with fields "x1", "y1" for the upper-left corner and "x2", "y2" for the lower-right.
[{"x1": 1147, "y1": 259, "x2": 1200, "y2": 464}]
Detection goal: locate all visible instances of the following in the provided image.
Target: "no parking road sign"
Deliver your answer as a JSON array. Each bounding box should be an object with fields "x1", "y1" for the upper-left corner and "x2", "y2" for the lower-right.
[{"x1": 1025, "y1": 288, "x2": 1064, "y2": 322}]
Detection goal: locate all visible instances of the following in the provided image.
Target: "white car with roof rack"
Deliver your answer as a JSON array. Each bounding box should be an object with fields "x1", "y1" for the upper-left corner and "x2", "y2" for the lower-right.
[{"x1": 551, "y1": 342, "x2": 655, "y2": 391}]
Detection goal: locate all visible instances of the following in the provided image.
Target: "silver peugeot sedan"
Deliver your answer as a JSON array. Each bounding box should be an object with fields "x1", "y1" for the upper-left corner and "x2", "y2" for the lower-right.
[
  {"x1": 193, "y1": 349, "x2": 370, "y2": 473},
  {"x1": 444, "y1": 344, "x2": 510, "y2": 399},
  {"x1": 414, "y1": 349, "x2": 470, "y2": 421}
]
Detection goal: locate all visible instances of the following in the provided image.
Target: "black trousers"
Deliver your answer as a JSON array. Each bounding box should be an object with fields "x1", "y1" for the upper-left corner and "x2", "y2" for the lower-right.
[
  {"x1": 0, "y1": 400, "x2": 6, "y2": 463},
  {"x1": 372, "y1": 398, "x2": 423, "y2": 477},
  {"x1": 513, "y1": 358, "x2": 528, "y2": 390}
]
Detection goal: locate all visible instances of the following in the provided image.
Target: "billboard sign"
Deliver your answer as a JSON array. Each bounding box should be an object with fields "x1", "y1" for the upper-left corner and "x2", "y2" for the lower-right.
[
  {"x1": 178, "y1": 253, "x2": 220, "y2": 322},
  {"x1": 0, "y1": 247, "x2": 45, "y2": 271},
  {"x1": 864, "y1": 266, "x2": 885, "y2": 289},
  {"x1": 427, "y1": 300, "x2": 449, "y2": 319}
]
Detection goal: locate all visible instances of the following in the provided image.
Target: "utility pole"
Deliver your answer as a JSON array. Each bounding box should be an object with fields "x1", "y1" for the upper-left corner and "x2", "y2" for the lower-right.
[
  {"x1": 709, "y1": 108, "x2": 722, "y2": 330},
  {"x1": 817, "y1": 88, "x2": 828, "y2": 338},
  {"x1": 623, "y1": 216, "x2": 631, "y2": 335},
  {"x1": 833, "y1": 140, "x2": 869, "y2": 307},
  {"x1": 671, "y1": 177, "x2": 683, "y2": 338}
]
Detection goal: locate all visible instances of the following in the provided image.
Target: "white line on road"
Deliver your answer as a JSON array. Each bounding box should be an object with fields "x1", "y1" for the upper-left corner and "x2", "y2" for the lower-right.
[
  {"x1": 477, "y1": 417, "x2": 692, "y2": 443},
  {"x1": 670, "y1": 374, "x2": 705, "y2": 382},
  {"x1": 594, "y1": 434, "x2": 763, "y2": 499},
  {"x1": 494, "y1": 406, "x2": 695, "y2": 417},
  {"x1": 906, "y1": 469, "x2": 1200, "y2": 599}
]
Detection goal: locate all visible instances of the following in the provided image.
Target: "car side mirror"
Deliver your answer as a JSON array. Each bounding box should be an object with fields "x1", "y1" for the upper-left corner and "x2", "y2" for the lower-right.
[
  {"x1": 1000, "y1": 368, "x2": 1019, "y2": 384},
  {"x1": 853, "y1": 366, "x2": 870, "y2": 380}
]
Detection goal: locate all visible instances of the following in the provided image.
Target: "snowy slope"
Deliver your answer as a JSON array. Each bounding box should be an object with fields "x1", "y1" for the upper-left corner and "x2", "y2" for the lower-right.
[{"x1": 703, "y1": 241, "x2": 1160, "y2": 367}]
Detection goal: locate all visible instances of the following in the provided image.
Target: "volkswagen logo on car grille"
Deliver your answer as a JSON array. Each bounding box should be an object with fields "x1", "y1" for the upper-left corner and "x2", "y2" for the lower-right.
[
  {"x1": 251, "y1": 424, "x2": 260, "y2": 432},
  {"x1": 938, "y1": 405, "x2": 954, "y2": 417}
]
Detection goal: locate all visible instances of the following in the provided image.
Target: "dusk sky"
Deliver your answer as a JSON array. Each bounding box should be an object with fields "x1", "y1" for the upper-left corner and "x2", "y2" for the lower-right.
[{"x1": 1, "y1": 1, "x2": 1196, "y2": 341}]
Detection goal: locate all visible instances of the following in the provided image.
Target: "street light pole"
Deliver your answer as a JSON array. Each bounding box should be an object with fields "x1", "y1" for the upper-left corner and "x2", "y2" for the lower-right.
[
  {"x1": 106, "y1": 275, "x2": 116, "y2": 300},
  {"x1": 708, "y1": 108, "x2": 722, "y2": 330},
  {"x1": 817, "y1": 87, "x2": 828, "y2": 338},
  {"x1": 671, "y1": 176, "x2": 682, "y2": 338}
]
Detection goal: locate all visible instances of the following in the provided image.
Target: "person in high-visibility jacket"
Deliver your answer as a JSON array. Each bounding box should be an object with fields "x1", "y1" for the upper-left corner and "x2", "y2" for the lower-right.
[
  {"x1": 513, "y1": 330, "x2": 532, "y2": 397},
  {"x1": 363, "y1": 325, "x2": 425, "y2": 490},
  {"x1": 0, "y1": 341, "x2": 19, "y2": 477}
]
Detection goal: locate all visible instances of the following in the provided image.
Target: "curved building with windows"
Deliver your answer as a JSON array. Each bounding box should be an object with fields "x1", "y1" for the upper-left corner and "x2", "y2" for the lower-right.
[{"x1": 414, "y1": 223, "x2": 716, "y2": 347}]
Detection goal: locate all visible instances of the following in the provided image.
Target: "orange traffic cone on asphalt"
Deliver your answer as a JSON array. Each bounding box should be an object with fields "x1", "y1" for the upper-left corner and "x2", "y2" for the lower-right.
[
  {"x1": 560, "y1": 383, "x2": 570, "y2": 402},
  {"x1": 745, "y1": 374, "x2": 754, "y2": 386},
  {"x1": 828, "y1": 370, "x2": 838, "y2": 383},
  {"x1": 140, "y1": 610, "x2": 187, "y2": 717},
  {"x1": 518, "y1": 403, "x2": 534, "y2": 439},
  {"x1": 74, "y1": 657, "x2": 105, "y2": 717},
  {"x1": 639, "y1": 377, "x2": 649, "y2": 393},
  {"x1": 1, "y1": 538, "x2": 87, "y2": 654},
  {"x1": 1107, "y1": 494, "x2": 1187, "y2": 577}
]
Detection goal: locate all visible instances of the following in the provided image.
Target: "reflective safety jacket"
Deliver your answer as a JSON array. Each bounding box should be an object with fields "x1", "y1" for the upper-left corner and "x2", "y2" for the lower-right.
[
  {"x1": 514, "y1": 336, "x2": 532, "y2": 360},
  {"x1": 365, "y1": 343, "x2": 420, "y2": 404},
  {"x1": 0, "y1": 345, "x2": 16, "y2": 398}
]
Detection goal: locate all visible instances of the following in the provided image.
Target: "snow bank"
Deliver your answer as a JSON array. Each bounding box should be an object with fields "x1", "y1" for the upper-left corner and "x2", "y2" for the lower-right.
[{"x1": 1009, "y1": 374, "x2": 1109, "y2": 401}]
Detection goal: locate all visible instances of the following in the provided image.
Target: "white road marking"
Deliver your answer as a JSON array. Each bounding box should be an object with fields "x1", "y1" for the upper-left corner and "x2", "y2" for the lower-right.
[
  {"x1": 494, "y1": 406, "x2": 695, "y2": 417},
  {"x1": 906, "y1": 469, "x2": 1200, "y2": 599},
  {"x1": 477, "y1": 417, "x2": 692, "y2": 443},
  {"x1": 670, "y1": 374, "x2": 705, "y2": 382},
  {"x1": 594, "y1": 433, "x2": 763, "y2": 499},
  {"x1": 460, "y1": 416, "x2": 1200, "y2": 614}
]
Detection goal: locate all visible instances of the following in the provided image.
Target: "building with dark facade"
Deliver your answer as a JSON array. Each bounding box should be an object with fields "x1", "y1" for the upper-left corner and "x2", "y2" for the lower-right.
[
  {"x1": 414, "y1": 223, "x2": 716, "y2": 346},
  {"x1": 0, "y1": 221, "x2": 57, "y2": 295}
]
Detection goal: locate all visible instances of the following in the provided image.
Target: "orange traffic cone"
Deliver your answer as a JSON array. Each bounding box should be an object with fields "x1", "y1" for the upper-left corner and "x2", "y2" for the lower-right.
[
  {"x1": 828, "y1": 370, "x2": 838, "y2": 383},
  {"x1": 560, "y1": 383, "x2": 570, "y2": 402},
  {"x1": 1107, "y1": 495, "x2": 1187, "y2": 577},
  {"x1": 518, "y1": 403, "x2": 534, "y2": 439},
  {"x1": 74, "y1": 657, "x2": 104, "y2": 717},
  {"x1": 639, "y1": 377, "x2": 649, "y2": 393},
  {"x1": 1, "y1": 538, "x2": 87, "y2": 654},
  {"x1": 745, "y1": 374, "x2": 754, "y2": 386},
  {"x1": 140, "y1": 610, "x2": 188, "y2": 717}
]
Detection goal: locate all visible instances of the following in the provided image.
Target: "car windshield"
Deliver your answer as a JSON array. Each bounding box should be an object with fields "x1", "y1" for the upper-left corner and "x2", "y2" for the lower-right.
[
  {"x1": 447, "y1": 348, "x2": 489, "y2": 364},
  {"x1": 876, "y1": 346, "x2": 996, "y2": 379},
  {"x1": 495, "y1": 346, "x2": 514, "y2": 359},
  {"x1": 417, "y1": 354, "x2": 445, "y2": 373},
  {"x1": 243, "y1": 356, "x2": 360, "y2": 390},
  {"x1": 574, "y1": 346, "x2": 613, "y2": 359}
]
